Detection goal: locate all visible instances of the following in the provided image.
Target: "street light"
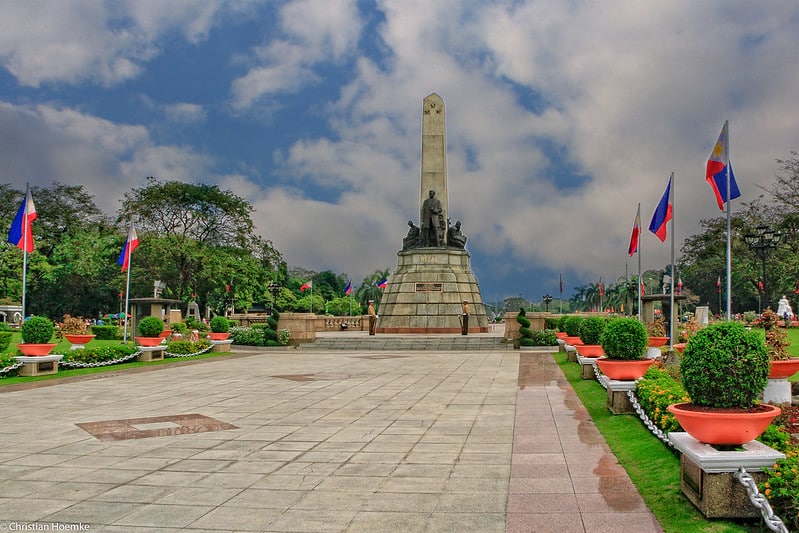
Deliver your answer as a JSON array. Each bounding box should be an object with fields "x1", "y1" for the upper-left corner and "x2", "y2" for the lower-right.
[
  {"x1": 542, "y1": 294, "x2": 553, "y2": 312},
  {"x1": 268, "y1": 282, "x2": 282, "y2": 313},
  {"x1": 744, "y1": 225, "x2": 782, "y2": 313}
]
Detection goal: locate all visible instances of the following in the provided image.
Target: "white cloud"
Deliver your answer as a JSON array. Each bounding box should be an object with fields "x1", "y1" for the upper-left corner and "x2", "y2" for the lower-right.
[
  {"x1": 163, "y1": 103, "x2": 207, "y2": 124},
  {"x1": 230, "y1": 0, "x2": 363, "y2": 108},
  {"x1": 0, "y1": 102, "x2": 213, "y2": 214},
  {"x1": 2, "y1": 0, "x2": 799, "y2": 301},
  {"x1": 0, "y1": 1, "x2": 222, "y2": 87}
]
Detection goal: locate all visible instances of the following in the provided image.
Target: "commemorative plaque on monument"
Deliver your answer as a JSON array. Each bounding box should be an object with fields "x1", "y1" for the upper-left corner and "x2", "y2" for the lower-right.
[{"x1": 376, "y1": 94, "x2": 489, "y2": 333}]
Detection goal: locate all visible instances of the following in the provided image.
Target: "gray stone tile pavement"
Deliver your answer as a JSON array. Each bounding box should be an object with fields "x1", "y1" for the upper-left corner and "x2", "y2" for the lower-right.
[{"x1": 0, "y1": 346, "x2": 661, "y2": 532}]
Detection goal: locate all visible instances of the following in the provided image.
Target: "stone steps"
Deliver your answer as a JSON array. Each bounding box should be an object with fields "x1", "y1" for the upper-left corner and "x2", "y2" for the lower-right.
[{"x1": 301, "y1": 335, "x2": 511, "y2": 351}]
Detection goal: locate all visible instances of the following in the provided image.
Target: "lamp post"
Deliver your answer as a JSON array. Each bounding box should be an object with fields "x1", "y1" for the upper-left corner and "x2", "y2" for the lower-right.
[
  {"x1": 542, "y1": 294, "x2": 553, "y2": 312},
  {"x1": 268, "y1": 282, "x2": 281, "y2": 314},
  {"x1": 744, "y1": 225, "x2": 782, "y2": 313}
]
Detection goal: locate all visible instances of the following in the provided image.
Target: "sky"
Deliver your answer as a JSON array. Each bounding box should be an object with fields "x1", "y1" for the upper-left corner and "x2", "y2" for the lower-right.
[{"x1": 1, "y1": 1, "x2": 799, "y2": 306}]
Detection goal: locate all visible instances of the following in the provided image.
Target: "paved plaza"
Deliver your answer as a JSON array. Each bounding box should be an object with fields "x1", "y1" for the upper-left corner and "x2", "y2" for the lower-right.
[{"x1": 0, "y1": 341, "x2": 661, "y2": 532}]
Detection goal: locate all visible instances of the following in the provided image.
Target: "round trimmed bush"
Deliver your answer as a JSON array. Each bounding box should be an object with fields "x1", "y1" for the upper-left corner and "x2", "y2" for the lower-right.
[
  {"x1": 210, "y1": 316, "x2": 230, "y2": 333},
  {"x1": 137, "y1": 316, "x2": 164, "y2": 337},
  {"x1": 561, "y1": 315, "x2": 584, "y2": 337},
  {"x1": 600, "y1": 317, "x2": 647, "y2": 360},
  {"x1": 681, "y1": 321, "x2": 769, "y2": 408},
  {"x1": 579, "y1": 316, "x2": 608, "y2": 345},
  {"x1": 21, "y1": 316, "x2": 55, "y2": 344},
  {"x1": 557, "y1": 315, "x2": 570, "y2": 332}
]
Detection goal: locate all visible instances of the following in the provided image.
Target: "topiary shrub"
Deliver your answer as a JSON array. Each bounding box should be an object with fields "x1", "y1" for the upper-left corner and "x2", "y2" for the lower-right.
[
  {"x1": 600, "y1": 317, "x2": 647, "y2": 360},
  {"x1": 680, "y1": 321, "x2": 769, "y2": 408},
  {"x1": 561, "y1": 315, "x2": 584, "y2": 337},
  {"x1": 579, "y1": 316, "x2": 608, "y2": 345},
  {"x1": 531, "y1": 329, "x2": 558, "y2": 346},
  {"x1": 556, "y1": 315, "x2": 570, "y2": 333},
  {"x1": 210, "y1": 316, "x2": 230, "y2": 333},
  {"x1": 171, "y1": 322, "x2": 188, "y2": 334},
  {"x1": 544, "y1": 317, "x2": 559, "y2": 330},
  {"x1": 517, "y1": 308, "x2": 534, "y2": 346},
  {"x1": 137, "y1": 316, "x2": 164, "y2": 337},
  {"x1": 21, "y1": 316, "x2": 55, "y2": 344}
]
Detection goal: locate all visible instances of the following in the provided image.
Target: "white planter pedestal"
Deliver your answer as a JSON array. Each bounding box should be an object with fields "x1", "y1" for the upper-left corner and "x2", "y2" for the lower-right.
[
  {"x1": 763, "y1": 378, "x2": 791, "y2": 405},
  {"x1": 210, "y1": 340, "x2": 234, "y2": 352},
  {"x1": 668, "y1": 432, "x2": 784, "y2": 518},
  {"x1": 597, "y1": 375, "x2": 638, "y2": 414},
  {"x1": 137, "y1": 346, "x2": 164, "y2": 362},
  {"x1": 15, "y1": 354, "x2": 64, "y2": 376}
]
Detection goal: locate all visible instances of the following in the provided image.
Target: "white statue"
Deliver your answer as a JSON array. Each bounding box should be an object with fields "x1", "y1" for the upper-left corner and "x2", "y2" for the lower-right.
[{"x1": 777, "y1": 295, "x2": 794, "y2": 321}]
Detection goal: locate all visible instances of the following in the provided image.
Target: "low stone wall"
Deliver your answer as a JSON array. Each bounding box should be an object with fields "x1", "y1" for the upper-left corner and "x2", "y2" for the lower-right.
[
  {"x1": 277, "y1": 313, "x2": 317, "y2": 344},
  {"x1": 315, "y1": 316, "x2": 368, "y2": 332}
]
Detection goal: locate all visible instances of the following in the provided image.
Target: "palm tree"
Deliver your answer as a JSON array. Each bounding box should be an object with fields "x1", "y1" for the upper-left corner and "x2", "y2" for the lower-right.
[{"x1": 355, "y1": 268, "x2": 391, "y2": 311}]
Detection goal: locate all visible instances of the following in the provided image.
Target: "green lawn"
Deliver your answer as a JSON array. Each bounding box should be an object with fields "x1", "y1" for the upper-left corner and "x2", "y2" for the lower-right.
[
  {"x1": 1, "y1": 331, "x2": 234, "y2": 386},
  {"x1": 554, "y1": 352, "x2": 756, "y2": 533}
]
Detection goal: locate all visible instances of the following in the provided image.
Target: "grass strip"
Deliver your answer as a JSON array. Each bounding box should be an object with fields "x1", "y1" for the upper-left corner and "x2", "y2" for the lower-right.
[
  {"x1": 0, "y1": 349, "x2": 238, "y2": 387},
  {"x1": 554, "y1": 352, "x2": 754, "y2": 533}
]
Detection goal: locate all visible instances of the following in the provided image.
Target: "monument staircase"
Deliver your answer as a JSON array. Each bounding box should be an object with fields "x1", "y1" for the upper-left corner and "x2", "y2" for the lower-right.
[{"x1": 302, "y1": 332, "x2": 511, "y2": 351}]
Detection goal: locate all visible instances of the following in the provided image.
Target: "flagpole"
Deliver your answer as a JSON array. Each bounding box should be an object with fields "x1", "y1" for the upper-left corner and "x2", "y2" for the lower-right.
[
  {"x1": 669, "y1": 173, "x2": 675, "y2": 350},
  {"x1": 636, "y1": 203, "x2": 642, "y2": 321},
  {"x1": 123, "y1": 220, "x2": 134, "y2": 343},
  {"x1": 724, "y1": 120, "x2": 732, "y2": 320},
  {"x1": 17, "y1": 183, "x2": 31, "y2": 320}
]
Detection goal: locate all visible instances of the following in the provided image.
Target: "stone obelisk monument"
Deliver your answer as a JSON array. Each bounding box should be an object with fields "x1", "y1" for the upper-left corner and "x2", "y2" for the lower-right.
[{"x1": 376, "y1": 94, "x2": 489, "y2": 333}]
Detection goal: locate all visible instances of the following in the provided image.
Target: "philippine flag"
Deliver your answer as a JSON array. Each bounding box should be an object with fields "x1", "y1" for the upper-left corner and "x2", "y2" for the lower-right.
[
  {"x1": 628, "y1": 204, "x2": 641, "y2": 257},
  {"x1": 648, "y1": 174, "x2": 673, "y2": 242},
  {"x1": 377, "y1": 278, "x2": 388, "y2": 289},
  {"x1": 117, "y1": 221, "x2": 139, "y2": 272},
  {"x1": 706, "y1": 121, "x2": 741, "y2": 210},
  {"x1": 344, "y1": 281, "x2": 352, "y2": 295},
  {"x1": 8, "y1": 186, "x2": 37, "y2": 253},
  {"x1": 300, "y1": 280, "x2": 312, "y2": 291}
]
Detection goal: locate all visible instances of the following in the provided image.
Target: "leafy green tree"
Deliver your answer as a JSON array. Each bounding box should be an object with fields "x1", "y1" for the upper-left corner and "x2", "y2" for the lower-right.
[
  {"x1": 116, "y1": 178, "x2": 282, "y2": 314},
  {"x1": 118, "y1": 177, "x2": 255, "y2": 248},
  {"x1": 327, "y1": 296, "x2": 362, "y2": 316},
  {"x1": 295, "y1": 294, "x2": 324, "y2": 313}
]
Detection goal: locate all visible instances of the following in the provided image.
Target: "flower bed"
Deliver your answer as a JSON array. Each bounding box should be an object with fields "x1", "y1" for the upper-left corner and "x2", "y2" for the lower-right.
[
  {"x1": 635, "y1": 367, "x2": 689, "y2": 433},
  {"x1": 59, "y1": 344, "x2": 139, "y2": 367},
  {"x1": 164, "y1": 339, "x2": 212, "y2": 357}
]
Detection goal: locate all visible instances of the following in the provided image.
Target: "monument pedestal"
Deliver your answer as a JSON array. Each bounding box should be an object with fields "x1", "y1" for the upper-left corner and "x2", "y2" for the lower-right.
[{"x1": 376, "y1": 248, "x2": 489, "y2": 334}]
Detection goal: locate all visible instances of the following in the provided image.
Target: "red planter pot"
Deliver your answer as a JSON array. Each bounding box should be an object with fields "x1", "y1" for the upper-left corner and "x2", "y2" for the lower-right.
[
  {"x1": 17, "y1": 343, "x2": 57, "y2": 356},
  {"x1": 208, "y1": 332, "x2": 230, "y2": 341},
  {"x1": 647, "y1": 336, "x2": 669, "y2": 347},
  {"x1": 135, "y1": 336, "x2": 164, "y2": 347},
  {"x1": 576, "y1": 344, "x2": 604, "y2": 358},
  {"x1": 563, "y1": 336, "x2": 583, "y2": 346},
  {"x1": 554, "y1": 332, "x2": 568, "y2": 340},
  {"x1": 672, "y1": 343, "x2": 687, "y2": 354},
  {"x1": 768, "y1": 359, "x2": 799, "y2": 379},
  {"x1": 159, "y1": 329, "x2": 173, "y2": 339},
  {"x1": 668, "y1": 402, "x2": 781, "y2": 446},
  {"x1": 64, "y1": 334, "x2": 95, "y2": 345},
  {"x1": 594, "y1": 358, "x2": 654, "y2": 380}
]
